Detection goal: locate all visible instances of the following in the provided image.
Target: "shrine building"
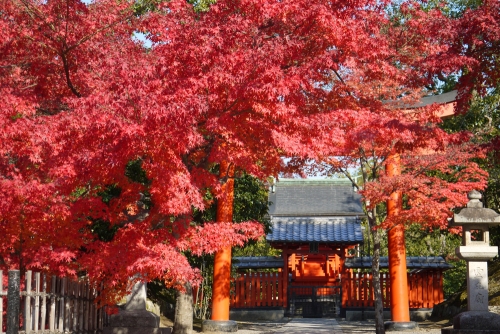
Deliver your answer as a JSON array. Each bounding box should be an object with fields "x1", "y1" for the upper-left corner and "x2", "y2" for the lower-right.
[{"x1": 228, "y1": 179, "x2": 452, "y2": 320}]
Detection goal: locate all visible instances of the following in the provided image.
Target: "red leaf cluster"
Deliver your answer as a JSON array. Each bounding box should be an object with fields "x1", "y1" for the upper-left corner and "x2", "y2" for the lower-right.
[{"x1": 1, "y1": 0, "x2": 495, "y2": 302}]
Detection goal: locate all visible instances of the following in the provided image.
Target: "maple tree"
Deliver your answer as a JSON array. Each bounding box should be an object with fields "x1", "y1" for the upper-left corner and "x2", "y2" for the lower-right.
[
  {"x1": 0, "y1": 0, "x2": 267, "y2": 304},
  {"x1": 0, "y1": 1, "x2": 493, "y2": 328},
  {"x1": 449, "y1": 0, "x2": 500, "y2": 111}
]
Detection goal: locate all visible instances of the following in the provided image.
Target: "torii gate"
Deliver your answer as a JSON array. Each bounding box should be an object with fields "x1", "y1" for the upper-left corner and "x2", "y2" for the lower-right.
[
  {"x1": 203, "y1": 92, "x2": 458, "y2": 333},
  {"x1": 385, "y1": 91, "x2": 457, "y2": 331}
]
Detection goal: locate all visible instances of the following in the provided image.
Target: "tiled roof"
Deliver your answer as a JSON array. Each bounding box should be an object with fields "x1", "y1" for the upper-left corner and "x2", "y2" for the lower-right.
[
  {"x1": 266, "y1": 216, "x2": 363, "y2": 244},
  {"x1": 269, "y1": 179, "x2": 363, "y2": 216},
  {"x1": 232, "y1": 256, "x2": 284, "y2": 269},
  {"x1": 344, "y1": 256, "x2": 453, "y2": 270}
]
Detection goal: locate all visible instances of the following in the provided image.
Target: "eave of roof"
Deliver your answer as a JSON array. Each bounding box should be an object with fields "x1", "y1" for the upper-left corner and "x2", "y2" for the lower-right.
[
  {"x1": 344, "y1": 256, "x2": 453, "y2": 270},
  {"x1": 266, "y1": 216, "x2": 364, "y2": 244},
  {"x1": 232, "y1": 256, "x2": 284, "y2": 269}
]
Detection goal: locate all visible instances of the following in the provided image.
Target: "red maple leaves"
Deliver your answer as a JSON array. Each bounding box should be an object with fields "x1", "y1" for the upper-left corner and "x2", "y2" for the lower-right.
[{"x1": 1, "y1": 0, "x2": 497, "y2": 303}]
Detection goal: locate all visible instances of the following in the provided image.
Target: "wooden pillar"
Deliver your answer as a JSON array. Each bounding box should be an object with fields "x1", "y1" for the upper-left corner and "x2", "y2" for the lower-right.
[
  {"x1": 386, "y1": 153, "x2": 411, "y2": 322},
  {"x1": 282, "y1": 248, "x2": 289, "y2": 309},
  {"x1": 211, "y1": 161, "x2": 235, "y2": 321}
]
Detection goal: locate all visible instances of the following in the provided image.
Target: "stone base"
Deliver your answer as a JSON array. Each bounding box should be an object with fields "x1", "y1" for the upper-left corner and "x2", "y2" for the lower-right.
[
  {"x1": 230, "y1": 308, "x2": 284, "y2": 321},
  {"x1": 442, "y1": 328, "x2": 500, "y2": 334},
  {"x1": 440, "y1": 311, "x2": 500, "y2": 334},
  {"x1": 384, "y1": 321, "x2": 418, "y2": 331},
  {"x1": 202, "y1": 320, "x2": 238, "y2": 333},
  {"x1": 104, "y1": 327, "x2": 171, "y2": 334},
  {"x1": 104, "y1": 309, "x2": 171, "y2": 334},
  {"x1": 108, "y1": 310, "x2": 160, "y2": 327},
  {"x1": 345, "y1": 309, "x2": 432, "y2": 321}
]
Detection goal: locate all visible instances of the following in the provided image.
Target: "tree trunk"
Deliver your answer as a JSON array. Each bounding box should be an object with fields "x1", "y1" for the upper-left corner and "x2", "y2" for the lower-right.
[
  {"x1": 173, "y1": 282, "x2": 193, "y2": 334},
  {"x1": 370, "y1": 216, "x2": 385, "y2": 334}
]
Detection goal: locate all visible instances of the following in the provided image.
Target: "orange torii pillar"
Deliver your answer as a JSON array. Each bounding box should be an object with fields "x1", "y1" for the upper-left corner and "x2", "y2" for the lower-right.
[
  {"x1": 384, "y1": 153, "x2": 417, "y2": 331},
  {"x1": 202, "y1": 161, "x2": 238, "y2": 333}
]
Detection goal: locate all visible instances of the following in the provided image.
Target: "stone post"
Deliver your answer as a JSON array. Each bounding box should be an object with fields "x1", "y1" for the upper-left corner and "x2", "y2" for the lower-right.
[
  {"x1": 442, "y1": 191, "x2": 500, "y2": 334},
  {"x1": 7, "y1": 270, "x2": 20, "y2": 334},
  {"x1": 104, "y1": 281, "x2": 171, "y2": 334}
]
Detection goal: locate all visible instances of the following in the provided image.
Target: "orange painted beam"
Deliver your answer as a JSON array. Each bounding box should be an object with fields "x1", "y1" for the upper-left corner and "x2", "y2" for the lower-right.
[
  {"x1": 211, "y1": 161, "x2": 235, "y2": 321},
  {"x1": 386, "y1": 153, "x2": 411, "y2": 322}
]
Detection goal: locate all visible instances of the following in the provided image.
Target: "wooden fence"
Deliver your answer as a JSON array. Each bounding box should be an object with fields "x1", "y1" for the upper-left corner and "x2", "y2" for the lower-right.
[
  {"x1": 408, "y1": 271, "x2": 444, "y2": 308},
  {"x1": 342, "y1": 271, "x2": 391, "y2": 308},
  {"x1": 1, "y1": 270, "x2": 108, "y2": 334},
  {"x1": 231, "y1": 270, "x2": 445, "y2": 310},
  {"x1": 230, "y1": 272, "x2": 284, "y2": 308},
  {"x1": 342, "y1": 270, "x2": 444, "y2": 309}
]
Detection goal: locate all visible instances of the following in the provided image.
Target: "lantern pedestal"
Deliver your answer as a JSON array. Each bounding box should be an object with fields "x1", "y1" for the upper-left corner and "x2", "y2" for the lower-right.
[{"x1": 441, "y1": 311, "x2": 500, "y2": 334}]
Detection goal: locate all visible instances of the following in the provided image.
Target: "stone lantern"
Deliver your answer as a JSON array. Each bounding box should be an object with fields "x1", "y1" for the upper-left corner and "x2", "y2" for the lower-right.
[{"x1": 442, "y1": 191, "x2": 500, "y2": 334}]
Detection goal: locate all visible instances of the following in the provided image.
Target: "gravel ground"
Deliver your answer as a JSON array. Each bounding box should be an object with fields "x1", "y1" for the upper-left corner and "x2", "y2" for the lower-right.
[
  {"x1": 235, "y1": 317, "x2": 452, "y2": 334},
  {"x1": 161, "y1": 315, "x2": 452, "y2": 333}
]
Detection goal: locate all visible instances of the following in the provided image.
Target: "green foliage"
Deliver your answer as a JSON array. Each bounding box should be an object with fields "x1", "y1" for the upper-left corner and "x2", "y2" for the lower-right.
[
  {"x1": 441, "y1": 89, "x2": 500, "y2": 141},
  {"x1": 193, "y1": 172, "x2": 270, "y2": 228},
  {"x1": 148, "y1": 279, "x2": 177, "y2": 305},
  {"x1": 233, "y1": 238, "x2": 280, "y2": 257},
  {"x1": 491, "y1": 225, "x2": 500, "y2": 248},
  {"x1": 443, "y1": 259, "x2": 467, "y2": 298},
  {"x1": 133, "y1": 0, "x2": 217, "y2": 16},
  {"x1": 126, "y1": 159, "x2": 150, "y2": 185},
  {"x1": 187, "y1": 0, "x2": 217, "y2": 12},
  {"x1": 360, "y1": 220, "x2": 389, "y2": 257},
  {"x1": 133, "y1": 0, "x2": 163, "y2": 16},
  {"x1": 437, "y1": 0, "x2": 483, "y2": 18},
  {"x1": 389, "y1": 0, "x2": 484, "y2": 18},
  {"x1": 71, "y1": 186, "x2": 88, "y2": 199},
  {"x1": 90, "y1": 159, "x2": 151, "y2": 241},
  {"x1": 404, "y1": 224, "x2": 465, "y2": 297},
  {"x1": 89, "y1": 219, "x2": 120, "y2": 242},
  {"x1": 97, "y1": 184, "x2": 122, "y2": 204},
  {"x1": 189, "y1": 255, "x2": 214, "y2": 320},
  {"x1": 405, "y1": 224, "x2": 462, "y2": 257},
  {"x1": 233, "y1": 174, "x2": 270, "y2": 227}
]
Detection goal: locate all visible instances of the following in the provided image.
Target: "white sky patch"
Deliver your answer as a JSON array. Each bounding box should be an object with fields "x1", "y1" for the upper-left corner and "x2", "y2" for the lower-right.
[{"x1": 132, "y1": 31, "x2": 153, "y2": 49}]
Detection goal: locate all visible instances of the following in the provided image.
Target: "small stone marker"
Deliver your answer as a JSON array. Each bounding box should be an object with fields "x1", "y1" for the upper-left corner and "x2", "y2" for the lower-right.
[
  {"x1": 125, "y1": 281, "x2": 147, "y2": 311},
  {"x1": 104, "y1": 281, "x2": 171, "y2": 334},
  {"x1": 442, "y1": 191, "x2": 500, "y2": 334}
]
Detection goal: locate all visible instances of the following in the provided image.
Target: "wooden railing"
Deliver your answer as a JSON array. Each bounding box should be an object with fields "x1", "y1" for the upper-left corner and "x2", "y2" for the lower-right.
[
  {"x1": 231, "y1": 269, "x2": 445, "y2": 310},
  {"x1": 342, "y1": 271, "x2": 391, "y2": 308},
  {"x1": 230, "y1": 272, "x2": 284, "y2": 308},
  {"x1": 342, "y1": 270, "x2": 445, "y2": 309},
  {"x1": 408, "y1": 270, "x2": 444, "y2": 308},
  {"x1": 1, "y1": 270, "x2": 107, "y2": 334}
]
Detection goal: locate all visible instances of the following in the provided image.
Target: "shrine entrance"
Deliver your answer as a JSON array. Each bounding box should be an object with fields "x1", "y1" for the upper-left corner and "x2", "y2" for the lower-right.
[{"x1": 288, "y1": 285, "x2": 342, "y2": 318}]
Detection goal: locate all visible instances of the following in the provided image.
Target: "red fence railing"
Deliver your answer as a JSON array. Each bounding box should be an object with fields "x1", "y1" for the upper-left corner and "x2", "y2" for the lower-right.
[
  {"x1": 230, "y1": 269, "x2": 445, "y2": 310},
  {"x1": 342, "y1": 270, "x2": 444, "y2": 309},
  {"x1": 230, "y1": 272, "x2": 284, "y2": 308}
]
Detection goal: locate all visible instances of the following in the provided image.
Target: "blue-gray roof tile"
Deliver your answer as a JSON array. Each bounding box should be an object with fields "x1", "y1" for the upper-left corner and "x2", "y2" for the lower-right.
[
  {"x1": 232, "y1": 256, "x2": 284, "y2": 269},
  {"x1": 344, "y1": 256, "x2": 453, "y2": 270},
  {"x1": 266, "y1": 216, "x2": 363, "y2": 244},
  {"x1": 269, "y1": 179, "x2": 363, "y2": 216}
]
